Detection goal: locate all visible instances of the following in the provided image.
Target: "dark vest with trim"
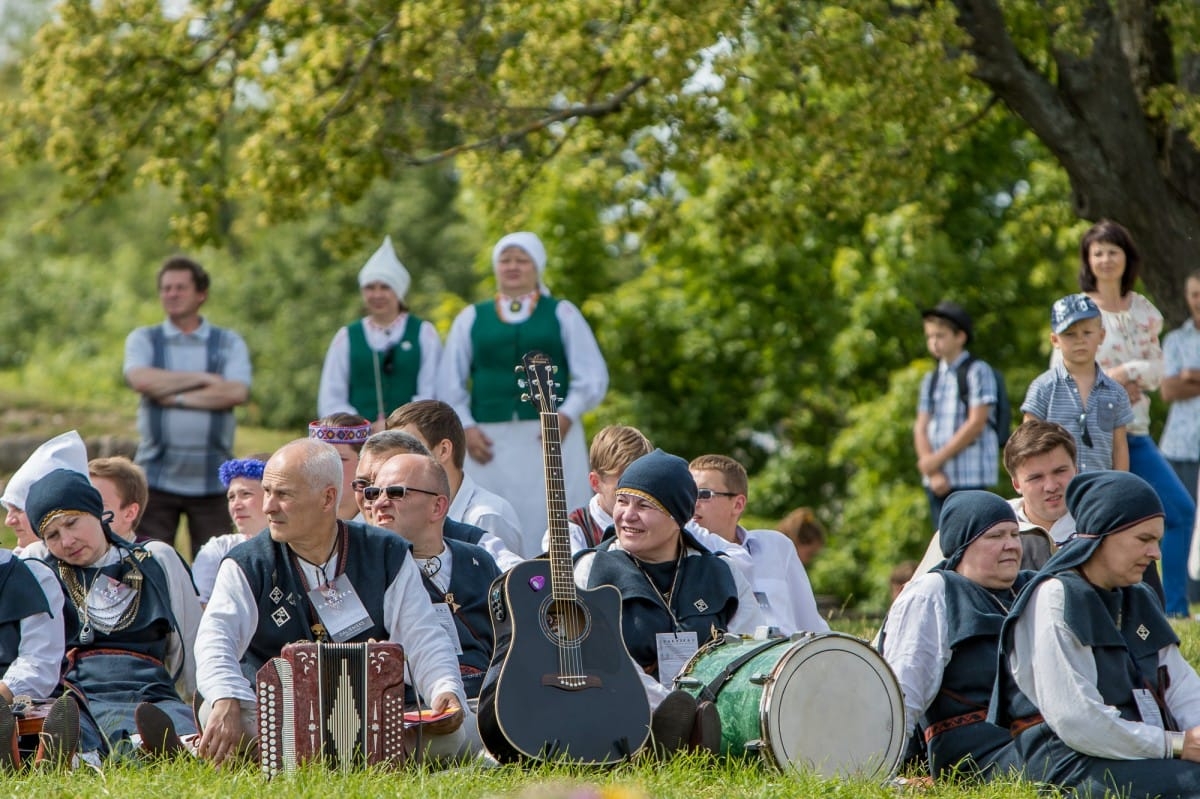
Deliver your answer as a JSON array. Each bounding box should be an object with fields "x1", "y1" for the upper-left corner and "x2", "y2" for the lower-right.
[
  {"x1": 998, "y1": 571, "x2": 1177, "y2": 783},
  {"x1": 925, "y1": 570, "x2": 1032, "y2": 777},
  {"x1": 583, "y1": 535, "x2": 738, "y2": 676},
  {"x1": 420, "y1": 538, "x2": 499, "y2": 698},
  {"x1": 0, "y1": 552, "x2": 51, "y2": 672},
  {"x1": 227, "y1": 521, "x2": 410, "y2": 676},
  {"x1": 50, "y1": 543, "x2": 177, "y2": 664},
  {"x1": 347, "y1": 316, "x2": 423, "y2": 419},
  {"x1": 444, "y1": 518, "x2": 486, "y2": 546},
  {"x1": 468, "y1": 298, "x2": 568, "y2": 422}
]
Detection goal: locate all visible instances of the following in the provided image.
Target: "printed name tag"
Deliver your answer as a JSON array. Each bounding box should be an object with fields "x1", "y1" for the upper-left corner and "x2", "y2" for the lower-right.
[
  {"x1": 307, "y1": 573, "x2": 373, "y2": 642},
  {"x1": 1133, "y1": 688, "x2": 1165, "y2": 729},
  {"x1": 431, "y1": 602, "x2": 463, "y2": 655},
  {"x1": 656, "y1": 631, "x2": 699, "y2": 688}
]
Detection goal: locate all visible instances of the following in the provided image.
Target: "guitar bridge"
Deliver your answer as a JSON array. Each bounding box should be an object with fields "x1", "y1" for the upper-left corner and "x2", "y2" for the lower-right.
[{"x1": 542, "y1": 674, "x2": 603, "y2": 691}]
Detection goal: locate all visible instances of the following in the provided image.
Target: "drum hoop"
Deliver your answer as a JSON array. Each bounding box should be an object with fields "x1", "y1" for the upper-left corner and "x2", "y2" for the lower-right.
[{"x1": 757, "y1": 632, "x2": 906, "y2": 780}]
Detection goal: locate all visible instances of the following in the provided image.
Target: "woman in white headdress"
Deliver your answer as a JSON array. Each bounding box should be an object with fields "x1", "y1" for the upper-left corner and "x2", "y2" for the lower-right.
[
  {"x1": 2, "y1": 430, "x2": 90, "y2": 554},
  {"x1": 436, "y1": 232, "x2": 608, "y2": 556},
  {"x1": 318, "y1": 236, "x2": 443, "y2": 430}
]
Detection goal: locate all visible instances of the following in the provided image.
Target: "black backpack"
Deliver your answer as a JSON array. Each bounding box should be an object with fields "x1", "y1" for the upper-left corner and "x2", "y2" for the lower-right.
[{"x1": 928, "y1": 355, "x2": 1012, "y2": 448}]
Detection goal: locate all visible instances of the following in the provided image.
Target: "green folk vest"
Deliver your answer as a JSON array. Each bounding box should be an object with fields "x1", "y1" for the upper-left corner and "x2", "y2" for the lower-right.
[
  {"x1": 347, "y1": 316, "x2": 422, "y2": 420},
  {"x1": 469, "y1": 298, "x2": 568, "y2": 423}
]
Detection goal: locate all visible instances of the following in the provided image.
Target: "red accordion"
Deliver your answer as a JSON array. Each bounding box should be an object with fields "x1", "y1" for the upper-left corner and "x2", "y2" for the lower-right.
[{"x1": 256, "y1": 641, "x2": 407, "y2": 775}]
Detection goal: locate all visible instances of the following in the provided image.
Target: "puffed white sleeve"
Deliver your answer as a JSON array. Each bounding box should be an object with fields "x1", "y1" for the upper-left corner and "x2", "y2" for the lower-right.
[
  {"x1": 554, "y1": 300, "x2": 608, "y2": 422},
  {"x1": 382, "y1": 558, "x2": 464, "y2": 704},
  {"x1": 3, "y1": 559, "x2": 66, "y2": 700},
  {"x1": 414, "y1": 320, "x2": 443, "y2": 401},
  {"x1": 434, "y1": 306, "x2": 478, "y2": 427},
  {"x1": 194, "y1": 559, "x2": 260, "y2": 703},
  {"x1": 1009, "y1": 579, "x2": 1170, "y2": 759},
  {"x1": 317, "y1": 326, "x2": 356, "y2": 417},
  {"x1": 147, "y1": 541, "x2": 203, "y2": 699},
  {"x1": 880, "y1": 572, "x2": 950, "y2": 736}
]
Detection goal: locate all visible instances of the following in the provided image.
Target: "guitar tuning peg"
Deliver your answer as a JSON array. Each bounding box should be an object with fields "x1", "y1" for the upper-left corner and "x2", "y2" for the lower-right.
[
  {"x1": 513, "y1": 364, "x2": 524, "y2": 374},
  {"x1": 550, "y1": 365, "x2": 559, "y2": 374},
  {"x1": 521, "y1": 393, "x2": 530, "y2": 403},
  {"x1": 517, "y1": 379, "x2": 527, "y2": 389}
]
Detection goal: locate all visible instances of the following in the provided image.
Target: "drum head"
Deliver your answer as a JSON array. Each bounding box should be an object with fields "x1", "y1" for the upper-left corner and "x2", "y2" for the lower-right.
[{"x1": 761, "y1": 633, "x2": 905, "y2": 780}]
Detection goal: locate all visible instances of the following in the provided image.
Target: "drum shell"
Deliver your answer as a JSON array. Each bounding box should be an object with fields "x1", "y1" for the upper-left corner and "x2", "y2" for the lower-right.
[{"x1": 676, "y1": 632, "x2": 905, "y2": 780}]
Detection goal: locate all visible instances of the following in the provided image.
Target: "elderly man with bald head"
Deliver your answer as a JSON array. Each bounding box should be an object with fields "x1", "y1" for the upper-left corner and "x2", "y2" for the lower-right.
[
  {"x1": 369, "y1": 453, "x2": 500, "y2": 699},
  {"x1": 194, "y1": 438, "x2": 473, "y2": 766}
]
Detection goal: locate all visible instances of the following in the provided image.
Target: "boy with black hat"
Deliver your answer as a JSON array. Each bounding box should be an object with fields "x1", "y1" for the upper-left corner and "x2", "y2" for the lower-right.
[{"x1": 915, "y1": 301, "x2": 1001, "y2": 526}]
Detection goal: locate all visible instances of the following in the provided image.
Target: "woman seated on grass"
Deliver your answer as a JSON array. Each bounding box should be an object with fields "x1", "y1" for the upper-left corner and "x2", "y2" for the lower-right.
[
  {"x1": 992, "y1": 470, "x2": 1200, "y2": 798},
  {"x1": 24, "y1": 469, "x2": 202, "y2": 760}
]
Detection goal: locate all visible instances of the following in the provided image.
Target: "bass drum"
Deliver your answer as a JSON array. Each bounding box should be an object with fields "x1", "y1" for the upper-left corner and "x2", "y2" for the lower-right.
[{"x1": 675, "y1": 632, "x2": 905, "y2": 780}]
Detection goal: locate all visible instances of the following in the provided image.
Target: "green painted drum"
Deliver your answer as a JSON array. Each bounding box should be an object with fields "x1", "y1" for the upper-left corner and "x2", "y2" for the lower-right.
[{"x1": 674, "y1": 632, "x2": 905, "y2": 780}]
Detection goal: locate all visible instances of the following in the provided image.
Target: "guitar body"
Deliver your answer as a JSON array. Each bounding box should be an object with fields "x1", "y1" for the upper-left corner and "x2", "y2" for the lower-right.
[{"x1": 478, "y1": 558, "x2": 650, "y2": 764}]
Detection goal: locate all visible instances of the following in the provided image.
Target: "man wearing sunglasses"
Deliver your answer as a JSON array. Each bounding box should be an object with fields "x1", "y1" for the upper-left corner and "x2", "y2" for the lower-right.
[
  {"x1": 368, "y1": 453, "x2": 500, "y2": 700},
  {"x1": 194, "y1": 438, "x2": 475, "y2": 766},
  {"x1": 688, "y1": 454, "x2": 828, "y2": 636}
]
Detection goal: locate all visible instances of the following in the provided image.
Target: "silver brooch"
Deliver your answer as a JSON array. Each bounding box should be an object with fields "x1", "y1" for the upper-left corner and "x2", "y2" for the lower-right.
[
  {"x1": 1137, "y1": 624, "x2": 1150, "y2": 640},
  {"x1": 269, "y1": 586, "x2": 284, "y2": 604},
  {"x1": 693, "y1": 599, "x2": 709, "y2": 612},
  {"x1": 271, "y1": 607, "x2": 291, "y2": 627}
]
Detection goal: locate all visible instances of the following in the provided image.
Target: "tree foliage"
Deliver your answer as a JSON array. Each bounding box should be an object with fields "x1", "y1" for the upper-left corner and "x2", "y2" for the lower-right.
[{"x1": 7, "y1": 1, "x2": 1200, "y2": 605}]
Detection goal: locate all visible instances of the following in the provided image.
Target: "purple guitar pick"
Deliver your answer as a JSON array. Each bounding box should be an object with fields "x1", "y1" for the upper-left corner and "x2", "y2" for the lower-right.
[{"x1": 528, "y1": 575, "x2": 546, "y2": 591}]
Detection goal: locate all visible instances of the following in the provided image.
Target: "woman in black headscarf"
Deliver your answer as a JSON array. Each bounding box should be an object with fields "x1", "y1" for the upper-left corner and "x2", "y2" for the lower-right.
[{"x1": 992, "y1": 470, "x2": 1200, "y2": 797}]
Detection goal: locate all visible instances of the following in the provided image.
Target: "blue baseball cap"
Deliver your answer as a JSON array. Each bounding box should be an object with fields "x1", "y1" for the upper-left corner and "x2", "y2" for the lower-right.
[{"x1": 1051, "y1": 293, "x2": 1101, "y2": 334}]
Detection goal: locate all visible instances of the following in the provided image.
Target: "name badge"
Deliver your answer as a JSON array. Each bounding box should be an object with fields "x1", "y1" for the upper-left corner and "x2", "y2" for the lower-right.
[
  {"x1": 307, "y1": 573, "x2": 373, "y2": 642},
  {"x1": 753, "y1": 591, "x2": 771, "y2": 610},
  {"x1": 656, "y1": 631, "x2": 699, "y2": 688},
  {"x1": 1132, "y1": 688, "x2": 1165, "y2": 729},
  {"x1": 430, "y1": 603, "x2": 463, "y2": 655}
]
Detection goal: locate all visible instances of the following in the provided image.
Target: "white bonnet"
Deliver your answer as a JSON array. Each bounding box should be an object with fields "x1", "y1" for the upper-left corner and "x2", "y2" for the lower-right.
[
  {"x1": 357, "y1": 235, "x2": 411, "y2": 300},
  {"x1": 1, "y1": 430, "x2": 90, "y2": 511}
]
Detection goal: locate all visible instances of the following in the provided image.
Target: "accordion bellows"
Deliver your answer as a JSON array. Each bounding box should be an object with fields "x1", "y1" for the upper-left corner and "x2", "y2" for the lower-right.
[{"x1": 257, "y1": 641, "x2": 407, "y2": 775}]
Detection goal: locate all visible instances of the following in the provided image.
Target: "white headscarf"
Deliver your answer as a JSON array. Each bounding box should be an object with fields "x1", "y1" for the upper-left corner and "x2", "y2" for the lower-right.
[
  {"x1": 492, "y1": 232, "x2": 549, "y2": 295},
  {"x1": 1, "y1": 430, "x2": 90, "y2": 511},
  {"x1": 357, "y1": 235, "x2": 412, "y2": 300}
]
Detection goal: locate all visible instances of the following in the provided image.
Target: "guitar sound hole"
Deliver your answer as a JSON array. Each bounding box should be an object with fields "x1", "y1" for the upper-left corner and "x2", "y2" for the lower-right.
[{"x1": 539, "y1": 598, "x2": 592, "y2": 647}]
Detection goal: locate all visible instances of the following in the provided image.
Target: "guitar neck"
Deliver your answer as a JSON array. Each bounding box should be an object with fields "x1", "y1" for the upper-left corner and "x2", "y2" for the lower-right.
[{"x1": 540, "y1": 410, "x2": 576, "y2": 601}]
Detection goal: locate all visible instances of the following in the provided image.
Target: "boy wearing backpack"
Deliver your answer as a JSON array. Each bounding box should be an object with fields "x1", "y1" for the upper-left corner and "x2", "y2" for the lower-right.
[{"x1": 914, "y1": 301, "x2": 1002, "y2": 527}]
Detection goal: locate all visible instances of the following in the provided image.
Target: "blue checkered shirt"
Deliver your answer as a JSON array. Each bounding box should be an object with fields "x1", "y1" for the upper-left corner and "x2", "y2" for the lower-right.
[
  {"x1": 1021, "y1": 362, "x2": 1134, "y2": 471},
  {"x1": 918, "y1": 352, "x2": 999, "y2": 488}
]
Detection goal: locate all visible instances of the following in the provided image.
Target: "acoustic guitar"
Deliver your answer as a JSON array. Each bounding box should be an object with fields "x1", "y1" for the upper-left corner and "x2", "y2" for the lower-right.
[{"x1": 476, "y1": 351, "x2": 650, "y2": 764}]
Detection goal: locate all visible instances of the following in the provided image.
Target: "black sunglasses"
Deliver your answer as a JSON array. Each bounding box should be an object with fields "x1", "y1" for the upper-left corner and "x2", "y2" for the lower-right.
[
  {"x1": 696, "y1": 488, "x2": 738, "y2": 501},
  {"x1": 350, "y1": 478, "x2": 371, "y2": 493},
  {"x1": 362, "y1": 484, "x2": 440, "y2": 502}
]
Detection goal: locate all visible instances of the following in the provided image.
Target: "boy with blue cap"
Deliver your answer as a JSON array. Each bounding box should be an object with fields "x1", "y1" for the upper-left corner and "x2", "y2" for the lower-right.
[{"x1": 1022, "y1": 293, "x2": 1134, "y2": 471}]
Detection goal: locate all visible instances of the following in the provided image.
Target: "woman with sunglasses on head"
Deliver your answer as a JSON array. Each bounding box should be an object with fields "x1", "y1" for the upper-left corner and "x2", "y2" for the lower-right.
[
  {"x1": 318, "y1": 236, "x2": 442, "y2": 432},
  {"x1": 1063, "y1": 220, "x2": 1195, "y2": 617}
]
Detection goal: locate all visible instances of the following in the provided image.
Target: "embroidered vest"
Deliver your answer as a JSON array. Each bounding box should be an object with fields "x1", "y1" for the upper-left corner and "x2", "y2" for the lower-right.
[
  {"x1": 583, "y1": 535, "x2": 738, "y2": 675},
  {"x1": 347, "y1": 316, "x2": 422, "y2": 419},
  {"x1": 468, "y1": 298, "x2": 568, "y2": 422},
  {"x1": 227, "y1": 521, "x2": 410, "y2": 675}
]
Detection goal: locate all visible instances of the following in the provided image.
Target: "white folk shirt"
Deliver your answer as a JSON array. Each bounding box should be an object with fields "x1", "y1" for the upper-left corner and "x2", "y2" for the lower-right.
[
  {"x1": 196, "y1": 552, "x2": 464, "y2": 706},
  {"x1": 729, "y1": 527, "x2": 829, "y2": 636},
  {"x1": 447, "y1": 474, "x2": 524, "y2": 570},
  {"x1": 3, "y1": 554, "x2": 66, "y2": 700},
  {"x1": 880, "y1": 571, "x2": 953, "y2": 736},
  {"x1": 1009, "y1": 578, "x2": 1200, "y2": 759}
]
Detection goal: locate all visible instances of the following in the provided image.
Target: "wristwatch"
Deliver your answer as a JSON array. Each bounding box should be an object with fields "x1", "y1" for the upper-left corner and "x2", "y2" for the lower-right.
[{"x1": 174, "y1": 393, "x2": 184, "y2": 408}]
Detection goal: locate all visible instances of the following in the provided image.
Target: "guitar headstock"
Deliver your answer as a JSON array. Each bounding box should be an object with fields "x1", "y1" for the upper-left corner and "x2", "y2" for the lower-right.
[{"x1": 518, "y1": 350, "x2": 560, "y2": 415}]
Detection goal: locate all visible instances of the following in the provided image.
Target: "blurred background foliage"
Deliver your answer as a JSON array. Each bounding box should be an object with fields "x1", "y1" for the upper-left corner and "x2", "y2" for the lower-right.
[{"x1": 1, "y1": 0, "x2": 1192, "y2": 610}]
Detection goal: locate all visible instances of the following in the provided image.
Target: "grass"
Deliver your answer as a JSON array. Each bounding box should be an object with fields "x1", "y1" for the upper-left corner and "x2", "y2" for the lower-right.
[{"x1": 4, "y1": 751, "x2": 1049, "y2": 799}]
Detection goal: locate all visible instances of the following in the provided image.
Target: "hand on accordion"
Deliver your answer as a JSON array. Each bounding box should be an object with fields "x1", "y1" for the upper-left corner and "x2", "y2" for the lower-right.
[{"x1": 422, "y1": 692, "x2": 465, "y2": 736}]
